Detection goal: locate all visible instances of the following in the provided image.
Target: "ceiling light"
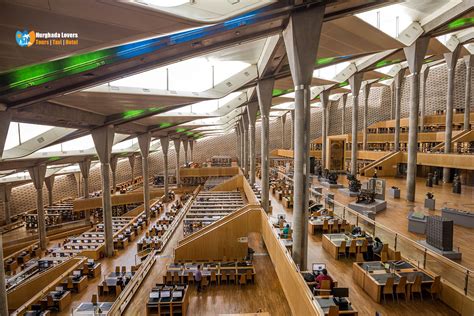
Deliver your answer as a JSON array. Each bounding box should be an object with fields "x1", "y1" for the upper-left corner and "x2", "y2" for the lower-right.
[{"x1": 137, "y1": 0, "x2": 189, "y2": 8}]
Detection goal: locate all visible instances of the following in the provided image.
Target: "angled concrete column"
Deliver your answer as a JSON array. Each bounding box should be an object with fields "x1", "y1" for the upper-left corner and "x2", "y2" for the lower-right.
[
  {"x1": 443, "y1": 47, "x2": 461, "y2": 183},
  {"x1": 110, "y1": 156, "x2": 118, "y2": 193},
  {"x1": 91, "y1": 125, "x2": 115, "y2": 257},
  {"x1": 464, "y1": 55, "x2": 473, "y2": 131},
  {"x1": 182, "y1": 138, "x2": 189, "y2": 165},
  {"x1": 189, "y1": 139, "x2": 194, "y2": 162},
  {"x1": 79, "y1": 158, "x2": 91, "y2": 198},
  {"x1": 394, "y1": 69, "x2": 405, "y2": 151},
  {"x1": 257, "y1": 78, "x2": 275, "y2": 213},
  {"x1": 242, "y1": 112, "x2": 250, "y2": 177},
  {"x1": 160, "y1": 136, "x2": 170, "y2": 201},
  {"x1": 362, "y1": 84, "x2": 371, "y2": 151},
  {"x1": 0, "y1": 235, "x2": 8, "y2": 316},
  {"x1": 0, "y1": 184, "x2": 12, "y2": 225},
  {"x1": 239, "y1": 122, "x2": 245, "y2": 168},
  {"x1": 0, "y1": 111, "x2": 12, "y2": 160},
  {"x1": 404, "y1": 37, "x2": 430, "y2": 202},
  {"x1": 138, "y1": 132, "x2": 151, "y2": 219},
  {"x1": 420, "y1": 66, "x2": 430, "y2": 131},
  {"x1": 282, "y1": 4, "x2": 325, "y2": 270},
  {"x1": 349, "y1": 73, "x2": 363, "y2": 175},
  {"x1": 247, "y1": 102, "x2": 259, "y2": 185},
  {"x1": 235, "y1": 127, "x2": 241, "y2": 166},
  {"x1": 320, "y1": 91, "x2": 329, "y2": 169},
  {"x1": 173, "y1": 138, "x2": 181, "y2": 187},
  {"x1": 128, "y1": 155, "x2": 136, "y2": 184},
  {"x1": 280, "y1": 113, "x2": 286, "y2": 149},
  {"x1": 290, "y1": 110, "x2": 295, "y2": 150},
  {"x1": 44, "y1": 176, "x2": 55, "y2": 206},
  {"x1": 341, "y1": 94, "x2": 347, "y2": 135},
  {"x1": 28, "y1": 164, "x2": 47, "y2": 250}
]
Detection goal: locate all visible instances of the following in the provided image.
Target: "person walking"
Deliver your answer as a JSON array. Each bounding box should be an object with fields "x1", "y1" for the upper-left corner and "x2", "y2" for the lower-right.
[{"x1": 195, "y1": 265, "x2": 202, "y2": 292}]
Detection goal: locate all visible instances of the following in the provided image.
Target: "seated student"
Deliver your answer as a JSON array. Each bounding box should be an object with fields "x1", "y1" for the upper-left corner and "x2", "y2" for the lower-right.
[
  {"x1": 315, "y1": 269, "x2": 333, "y2": 289},
  {"x1": 351, "y1": 226, "x2": 362, "y2": 237},
  {"x1": 282, "y1": 224, "x2": 290, "y2": 238},
  {"x1": 372, "y1": 237, "x2": 383, "y2": 255}
]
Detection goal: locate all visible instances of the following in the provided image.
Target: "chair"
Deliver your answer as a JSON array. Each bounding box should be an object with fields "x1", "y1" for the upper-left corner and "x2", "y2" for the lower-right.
[
  {"x1": 116, "y1": 284, "x2": 122, "y2": 296},
  {"x1": 337, "y1": 240, "x2": 347, "y2": 259},
  {"x1": 395, "y1": 276, "x2": 408, "y2": 302},
  {"x1": 328, "y1": 305, "x2": 339, "y2": 316},
  {"x1": 382, "y1": 277, "x2": 395, "y2": 303},
  {"x1": 201, "y1": 277, "x2": 209, "y2": 290},
  {"x1": 187, "y1": 272, "x2": 195, "y2": 285},
  {"x1": 91, "y1": 294, "x2": 98, "y2": 305},
  {"x1": 394, "y1": 251, "x2": 401, "y2": 261},
  {"x1": 331, "y1": 219, "x2": 339, "y2": 233},
  {"x1": 121, "y1": 266, "x2": 127, "y2": 274},
  {"x1": 221, "y1": 272, "x2": 228, "y2": 285},
  {"x1": 173, "y1": 271, "x2": 180, "y2": 284},
  {"x1": 246, "y1": 270, "x2": 253, "y2": 284},
  {"x1": 315, "y1": 279, "x2": 332, "y2": 295},
  {"x1": 239, "y1": 274, "x2": 247, "y2": 286},
  {"x1": 46, "y1": 295, "x2": 58, "y2": 312},
  {"x1": 115, "y1": 266, "x2": 121, "y2": 274},
  {"x1": 348, "y1": 239, "x2": 357, "y2": 258},
  {"x1": 322, "y1": 220, "x2": 329, "y2": 233},
  {"x1": 359, "y1": 239, "x2": 368, "y2": 254},
  {"x1": 426, "y1": 276, "x2": 441, "y2": 300},
  {"x1": 67, "y1": 277, "x2": 75, "y2": 292},
  {"x1": 102, "y1": 280, "x2": 109, "y2": 296},
  {"x1": 83, "y1": 265, "x2": 90, "y2": 277},
  {"x1": 210, "y1": 271, "x2": 218, "y2": 286},
  {"x1": 411, "y1": 275, "x2": 423, "y2": 300},
  {"x1": 229, "y1": 271, "x2": 236, "y2": 285},
  {"x1": 355, "y1": 252, "x2": 365, "y2": 263},
  {"x1": 381, "y1": 251, "x2": 388, "y2": 262}
]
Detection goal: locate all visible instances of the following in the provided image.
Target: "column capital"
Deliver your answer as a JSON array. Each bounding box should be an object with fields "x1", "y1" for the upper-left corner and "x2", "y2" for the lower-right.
[
  {"x1": 110, "y1": 155, "x2": 119, "y2": 173},
  {"x1": 138, "y1": 132, "x2": 151, "y2": 158},
  {"x1": 349, "y1": 73, "x2": 363, "y2": 97},
  {"x1": 464, "y1": 54, "x2": 474, "y2": 68},
  {"x1": 257, "y1": 78, "x2": 275, "y2": 117},
  {"x1": 28, "y1": 164, "x2": 47, "y2": 190},
  {"x1": 247, "y1": 101, "x2": 259, "y2": 125},
  {"x1": 320, "y1": 90, "x2": 330, "y2": 108},
  {"x1": 91, "y1": 125, "x2": 115, "y2": 163},
  {"x1": 404, "y1": 36, "x2": 430, "y2": 74},
  {"x1": 159, "y1": 136, "x2": 169, "y2": 155},
  {"x1": 44, "y1": 175, "x2": 55, "y2": 192},
  {"x1": 444, "y1": 46, "x2": 461, "y2": 70}
]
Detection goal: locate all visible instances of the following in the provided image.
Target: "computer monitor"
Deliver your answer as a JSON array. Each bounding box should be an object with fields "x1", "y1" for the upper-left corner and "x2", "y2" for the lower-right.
[
  {"x1": 332, "y1": 287, "x2": 349, "y2": 298},
  {"x1": 160, "y1": 290, "x2": 171, "y2": 298},
  {"x1": 149, "y1": 292, "x2": 160, "y2": 299},
  {"x1": 312, "y1": 263, "x2": 326, "y2": 272},
  {"x1": 73, "y1": 270, "x2": 81, "y2": 276},
  {"x1": 172, "y1": 291, "x2": 183, "y2": 298},
  {"x1": 118, "y1": 234, "x2": 124, "y2": 239},
  {"x1": 87, "y1": 259, "x2": 94, "y2": 264},
  {"x1": 55, "y1": 286, "x2": 63, "y2": 292}
]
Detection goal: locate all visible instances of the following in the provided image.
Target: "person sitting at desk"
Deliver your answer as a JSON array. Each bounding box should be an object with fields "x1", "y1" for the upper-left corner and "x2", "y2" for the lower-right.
[
  {"x1": 373, "y1": 237, "x2": 383, "y2": 255},
  {"x1": 315, "y1": 269, "x2": 333, "y2": 289},
  {"x1": 282, "y1": 224, "x2": 290, "y2": 238}
]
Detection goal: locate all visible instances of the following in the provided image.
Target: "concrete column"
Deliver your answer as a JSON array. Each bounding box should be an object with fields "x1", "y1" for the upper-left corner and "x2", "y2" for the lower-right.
[
  {"x1": 419, "y1": 65, "x2": 430, "y2": 131},
  {"x1": 182, "y1": 138, "x2": 189, "y2": 165},
  {"x1": 464, "y1": 55, "x2": 473, "y2": 131},
  {"x1": 0, "y1": 235, "x2": 8, "y2": 316},
  {"x1": 247, "y1": 102, "x2": 259, "y2": 185},
  {"x1": 189, "y1": 139, "x2": 194, "y2": 162},
  {"x1": 242, "y1": 113, "x2": 250, "y2": 177},
  {"x1": 362, "y1": 84, "x2": 371, "y2": 151},
  {"x1": 320, "y1": 91, "x2": 329, "y2": 169},
  {"x1": 349, "y1": 73, "x2": 363, "y2": 175},
  {"x1": 128, "y1": 155, "x2": 136, "y2": 183},
  {"x1": 239, "y1": 122, "x2": 245, "y2": 168},
  {"x1": 341, "y1": 94, "x2": 347, "y2": 135},
  {"x1": 443, "y1": 47, "x2": 461, "y2": 183},
  {"x1": 44, "y1": 176, "x2": 55, "y2": 206},
  {"x1": 394, "y1": 69, "x2": 405, "y2": 152},
  {"x1": 390, "y1": 81, "x2": 395, "y2": 120},
  {"x1": 173, "y1": 138, "x2": 181, "y2": 187},
  {"x1": 0, "y1": 185, "x2": 12, "y2": 225},
  {"x1": 257, "y1": 78, "x2": 275, "y2": 213},
  {"x1": 290, "y1": 110, "x2": 295, "y2": 150},
  {"x1": 160, "y1": 136, "x2": 170, "y2": 201},
  {"x1": 282, "y1": 4, "x2": 325, "y2": 270},
  {"x1": 138, "y1": 132, "x2": 151, "y2": 218},
  {"x1": 79, "y1": 158, "x2": 91, "y2": 198},
  {"x1": 404, "y1": 37, "x2": 430, "y2": 202},
  {"x1": 91, "y1": 125, "x2": 115, "y2": 257},
  {"x1": 110, "y1": 156, "x2": 118, "y2": 193},
  {"x1": 281, "y1": 113, "x2": 286, "y2": 149},
  {"x1": 28, "y1": 164, "x2": 48, "y2": 250},
  {"x1": 235, "y1": 127, "x2": 241, "y2": 166}
]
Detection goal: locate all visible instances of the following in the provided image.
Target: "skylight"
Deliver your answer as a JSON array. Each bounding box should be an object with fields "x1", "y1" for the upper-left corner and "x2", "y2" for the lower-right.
[
  {"x1": 4, "y1": 122, "x2": 54, "y2": 150},
  {"x1": 356, "y1": 3, "x2": 413, "y2": 39},
  {"x1": 113, "y1": 138, "x2": 137, "y2": 150}
]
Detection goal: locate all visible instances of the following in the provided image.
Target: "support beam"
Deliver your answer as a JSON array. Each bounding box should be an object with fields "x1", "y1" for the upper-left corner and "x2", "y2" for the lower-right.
[
  {"x1": 464, "y1": 55, "x2": 473, "y2": 131},
  {"x1": 79, "y1": 158, "x2": 91, "y2": 199},
  {"x1": 189, "y1": 139, "x2": 194, "y2": 162},
  {"x1": 0, "y1": 184, "x2": 12, "y2": 225},
  {"x1": 393, "y1": 69, "x2": 405, "y2": 151},
  {"x1": 160, "y1": 136, "x2": 170, "y2": 202},
  {"x1": 91, "y1": 125, "x2": 115, "y2": 257},
  {"x1": 341, "y1": 94, "x2": 347, "y2": 135},
  {"x1": 0, "y1": 235, "x2": 8, "y2": 316},
  {"x1": 404, "y1": 37, "x2": 430, "y2": 202},
  {"x1": 349, "y1": 73, "x2": 363, "y2": 175},
  {"x1": 280, "y1": 113, "x2": 286, "y2": 149},
  {"x1": 257, "y1": 78, "x2": 275, "y2": 214},
  {"x1": 44, "y1": 176, "x2": 55, "y2": 206},
  {"x1": 138, "y1": 132, "x2": 151, "y2": 219},
  {"x1": 110, "y1": 156, "x2": 118, "y2": 194},
  {"x1": 0, "y1": 111, "x2": 12, "y2": 159},
  {"x1": 282, "y1": 4, "x2": 325, "y2": 270},
  {"x1": 420, "y1": 66, "x2": 430, "y2": 131},
  {"x1": 247, "y1": 102, "x2": 259, "y2": 185},
  {"x1": 235, "y1": 126, "x2": 241, "y2": 167},
  {"x1": 443, "y1": 47, "x2": 461, "y2": 183},
  {"x1": 362, "y1": 84, "x2": 371, "y2": 151},
  {"x1": 320, "y1": 91, "x2": 329, "y2": 169},
  {"x1": 173, "y1": 138, "x2": 181, "y2": 187},
  {"x1": 182, "y1": 138, "x2": 189, "y2": 165},
  {"x1": 28, "y1": 164, "x2": 47, "y2": 250},
  {"x1": 290, "y1": 110, "x2": 295, "y2": 150},
  {"x1": 242, "y1": 112, "x2": 250, "y2": 177}
]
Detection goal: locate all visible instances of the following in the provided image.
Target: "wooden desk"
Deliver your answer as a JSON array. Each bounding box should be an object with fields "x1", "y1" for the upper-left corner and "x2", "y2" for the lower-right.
[
  {"x1": 61, "y1": 275, "x2": 88, "y2": 293},
  {"x1": 322, "y1": 234, "x2": 367, "y2": 260},
  {"x1": 308, "y1": 216, "x2": 338, "y2": 234},
  {"x1": 40, "y1": 291, "x2": 72, "y2": 312},
  {"x1": 315, "y1": 296, "x2": 358, "y2": 315}
]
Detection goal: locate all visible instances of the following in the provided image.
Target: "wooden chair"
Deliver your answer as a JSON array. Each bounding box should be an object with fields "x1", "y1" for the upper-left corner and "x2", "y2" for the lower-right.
[
  {"x1": 228, "y1": 271, "x2": 236, "y2": 285},
  {"x1": 83, "y1": 265, "x2": 90, "y2": 277},
  {"x1": 239, "y1": 274, "x2": 247, "y2": 286},
  {"x1": 91, "y1": 294, "x2": 98, "y2": 305},
  {"x1": 173, "y1": 271, "x2": 180, "y2": 284},
  {"x1": 46, "y1": 295, "x2": 57, "y2": 311},
  {"x1": 411, "y1": 275, "x2": 423, "y2": 300},
  {"x1": 102, "y1": 281, "x2": 109, "y2": 296},
  {"x1": 322, "y1": 220, "x2": 329, "y2": 234},
  {"x1": 382, "y1": 277, "x2": 395, "y2": 303},
  {"x1": 201, "y1": 277, "x2": 209, "y2": 290},
  {"x1": 359, "y1": 239, "x2": 368, "y2": 254},
  {"x1": 210, "y1": 271, "x2": 218, "y2": 286},
  {"x1": 67, "y1": 277, "x2": 75, "y2": 292},
  {"x1": 221, "y1": 272, "x2": 228, "y2": 285},
  {"x1": 394, "y1": 251, "x2": 401, "y2": 261},
  {"x1": 246, "y1": 270, "x2": 253, "y2": 284},
  {"x1": 348, "y1": 239, "x2": 357, "y2": 258},
  {"x1": 337, "y1": 240, "x2": 346, "y2": 259},
  {"x1": 116, "y1": 284, "x2": 122, "y2": 296},
  {"x1": 121, "y1": 266, "x2": 127, "y2": 274},
  {"x1": 395, "y1": 276, "x2": 408, "y2": 302},
  {"x1": 331, "y1": 219, "x2": 339, "y2": 233},
  {"x1": 187, "y1": 272, "x2": 194, "y2": 285},
  {"x1": 315, "y1": 279, "x2": 332, "y2": 295},
  {"x1": 381, "y1": 251, "x2": 388, "y2": 262},
  {"x1": 328, "y1": 305, "x2": 339, "y2": 316},
  {"x1": 426, "y1": 276, "x2": 441, "y2": 300},
  {"x1": 165, "y1": 271, "x2": 173, "y2": 285},
  {"x1": 355, "y1": 252, "x2": 365, "y2": 263},
  {"x1": 115, "y1": 266, "x2": 121, "y2": 274}
]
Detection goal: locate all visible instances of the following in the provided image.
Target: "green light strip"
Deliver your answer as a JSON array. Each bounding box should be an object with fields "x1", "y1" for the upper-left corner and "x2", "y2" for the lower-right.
[{"x1": 448, "y1": 17, "x2": 474, "y2": 29}]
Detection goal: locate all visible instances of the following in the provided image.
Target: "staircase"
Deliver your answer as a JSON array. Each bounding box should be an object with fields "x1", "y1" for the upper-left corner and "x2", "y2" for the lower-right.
[
  {"x1": 430, "y1": 130, "x2": 473, "y2": 151},
  {"x1": 359, "y1": 151, "x2": 402, "y2": 177}
]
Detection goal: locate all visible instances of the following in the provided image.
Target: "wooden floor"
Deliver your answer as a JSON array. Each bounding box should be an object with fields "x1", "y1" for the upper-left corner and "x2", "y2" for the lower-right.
[{"x1": 268, "y1": 183, "x2": 459, "y2": 316}]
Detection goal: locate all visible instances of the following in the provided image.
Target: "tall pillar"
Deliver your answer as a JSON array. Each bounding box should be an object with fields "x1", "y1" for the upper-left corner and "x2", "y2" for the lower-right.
[
  {"x1": 44, "y1": 176, "x2": 55, "y2": 206},
  {"x1": 189, "y1": 139, "x2": 194, "y2": 162},
  {"x1": 394, "y1": 69, "x2": 405, "y2": 151},
  {"x1": 182, "y1": 138, "x2": 189, "y2": 165},
  {"x1": 110, "y1": 156, "x2": 118, "y2": 194},
  {"x1": 236, "y1": 127, "x2": 241, "y2": 166},
  {"x1": 464, "y1": 55, "x2": 473, "y2": 131},
  {"x1": 390, "y1": 81, "x2": 395, "y2": 120},
  {"x1": 0, "y1": 185, "x2": 12, "y2": 225},
  {"x1": 280, "y1": 113, "x2": 286, "y2": 149},
  {"x1": 0, "y1": 235, "x2": 8, "y2": 316},
  {"x1": 362, "y1": 84, "x2": 371, "y2": 151},
  {"x1": 138, "y1": 132, "x2": 151, "y2": 218},
  {"x1": 349, "y1": 73, "x2": 363, "y2": 175},
  {"x1": 290, "y1": 110, "x2": 295, "y2": 150},
  {"x1": 419, "y1": 65, "x2": 430, "y2": 131},
  {"x1": 341, "y1": 94, "x2": 347, "y2": 135},
  {"x1": 443, "y1": 47, "x2": 461, "y2": 183},
  {"x1": 239, "y1": 122, "x2": 245, "y2": 168},
  {"x1": 91, "y1": 125, "x2": 115, "y2": 257},
  {"x1": 79, "y1": 158, "x2": 91, "y2": 198},
  {"x1": 257, "y1": 78, "x2": 275, "y2": 213},
  {"x1": 242, "y1": 113, "x2": 250, "y2": 177},
  {"x1": 404, "y1": 37, "x2": 430, "y2": 202},
  {"x1": 247, "y1": 102, "x2": 259, "y2": 185},
  {"x1": 282, "y1": 4, "x2": 325, "y2": 270},
  {"x1": 28, "y1": 164, "x2": 47, "y2": 250},
  {"x1": 320, "y1": 91, "x2": 329, "y2": 169},
  {"x1": 160, "y1": 136, "x2": 170, "y2": 201},
  {"x1": 128, "y1": 155, "x2": 135, "y2": 184},
  {"x1": 173, "y1": 138, "x2": 181, "y2": 187}
]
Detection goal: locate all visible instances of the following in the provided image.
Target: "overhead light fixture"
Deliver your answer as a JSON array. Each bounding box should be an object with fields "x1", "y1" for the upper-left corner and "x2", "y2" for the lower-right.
[{"x1": 137, "y1": 0, "x2": 189, "y2": 8}]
